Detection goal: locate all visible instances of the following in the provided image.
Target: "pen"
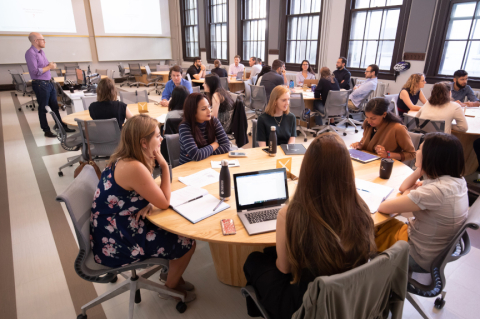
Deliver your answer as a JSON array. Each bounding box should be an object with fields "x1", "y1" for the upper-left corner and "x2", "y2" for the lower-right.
[
  {"x1": 187, "y1": 195, "x2": 203, "y2": 203},
  {"x1": 213, "y1": 198, "x2": 225, "y2": 211}
]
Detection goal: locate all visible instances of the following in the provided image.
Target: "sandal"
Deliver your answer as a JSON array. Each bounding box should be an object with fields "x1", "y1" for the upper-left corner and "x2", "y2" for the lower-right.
[{"x1": 159, "y1": 273, "x2": 195, "y2": 291}]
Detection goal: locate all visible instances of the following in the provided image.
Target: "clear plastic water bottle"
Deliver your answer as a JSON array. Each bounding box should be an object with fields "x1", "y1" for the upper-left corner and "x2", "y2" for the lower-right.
[
  {"x1": 289, "y1": 80, "x2": 294, "y2": 89},
  {"x1": 219, "y1": 160, "x2": 231, "y2": 201},
  {"x1": 269, "y1": 126, "x2": 277, "y2": 157}
]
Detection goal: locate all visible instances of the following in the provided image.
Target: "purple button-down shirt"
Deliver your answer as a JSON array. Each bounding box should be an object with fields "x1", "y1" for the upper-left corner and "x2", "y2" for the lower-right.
[{"x1": 25, "y1": 45, "x2": 51, "y2": 81}]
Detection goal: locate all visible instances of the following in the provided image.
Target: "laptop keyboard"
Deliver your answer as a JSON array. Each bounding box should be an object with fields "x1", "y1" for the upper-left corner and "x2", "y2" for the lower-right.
[{"x1": 245, "y1": 208, "x2": 280, "y2": 224}]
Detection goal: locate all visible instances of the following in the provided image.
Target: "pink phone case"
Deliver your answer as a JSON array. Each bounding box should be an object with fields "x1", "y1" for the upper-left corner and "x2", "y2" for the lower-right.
[{"x1": 221, "y1": 219, "x2": 236, "y2": 235}]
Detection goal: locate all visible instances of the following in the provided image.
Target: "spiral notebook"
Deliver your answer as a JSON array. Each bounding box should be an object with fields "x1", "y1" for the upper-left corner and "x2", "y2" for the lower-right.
[{"x1": 169, "y1": 186, "x2": 230, "y2": 223}]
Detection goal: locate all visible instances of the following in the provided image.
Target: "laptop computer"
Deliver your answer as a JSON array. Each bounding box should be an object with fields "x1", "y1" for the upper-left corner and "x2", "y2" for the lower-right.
[
  {"x1": 233, "y1": 168, "x2": 289, "y2": 235},
  {"x1": 236, "y1": 71, "x2": 244, "y2": 81}
]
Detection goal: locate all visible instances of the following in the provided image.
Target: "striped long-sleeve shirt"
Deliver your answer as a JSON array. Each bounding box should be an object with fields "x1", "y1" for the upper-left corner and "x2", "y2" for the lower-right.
[{"x1": 179, "y1": 117, "x2": 230, "y2": 165}]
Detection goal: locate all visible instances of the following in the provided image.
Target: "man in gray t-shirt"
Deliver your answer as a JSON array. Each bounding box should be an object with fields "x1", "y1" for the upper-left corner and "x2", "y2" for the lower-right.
[
  {"x1": 260, "y1": 59, "x2": 287, "y2": 101},
  {"x1": 451, "y1": 69, "x2": 480, "y2": 107}
]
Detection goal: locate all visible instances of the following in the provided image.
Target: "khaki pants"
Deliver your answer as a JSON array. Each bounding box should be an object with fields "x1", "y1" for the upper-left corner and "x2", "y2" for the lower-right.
[{"x1": 348, "y1": 100, "x2": 359, "y2": 112}]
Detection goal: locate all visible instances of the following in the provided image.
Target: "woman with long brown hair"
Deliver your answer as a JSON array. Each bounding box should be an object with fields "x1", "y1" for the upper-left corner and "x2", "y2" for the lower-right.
[
  {"x1": 415, "y1": 82, "x2": 468, "y2": 134},
  {"x1": 178, "y1": 93, "x2": 230, "y2": 165},
  {"x1": 397, "y1": 73, "x2": 427, "y2": 117},
  {"x1": 313, "y1": 67, "x2": 340, "y2": 125},
  {"x1": 256, "y1": 86, "x2": 297, "y2": 147},
  {"x1": 244, "y1": 133, "x2": 377, "y2": 319},
  {"x1": 204, "y1": 73, "x2": 234, "y2": 132},
  {"x1": 89, "y1": 77, "x2": 133, "y2": 130},
  {"x1": 91, "y1": 114, "x2": 196, "y2": 302}
]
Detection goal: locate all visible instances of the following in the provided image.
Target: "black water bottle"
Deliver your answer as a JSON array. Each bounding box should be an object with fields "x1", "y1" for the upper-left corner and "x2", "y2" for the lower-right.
[
  {"x1": 269, "y1": 126, "x2": 277, "y2": 157},
  {"x1": 219, "y1": 160, "x2": 231, "y2": 201}
]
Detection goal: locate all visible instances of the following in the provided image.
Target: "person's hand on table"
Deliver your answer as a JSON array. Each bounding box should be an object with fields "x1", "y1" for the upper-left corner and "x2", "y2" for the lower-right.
[
  {"x1": 136, "y1": 203, "x2": 153, "y2": 221},
  {"x1": 160, "y1": 99, "x2": 169, "y2": 107},
  {"x1": 350, "y1": 142, "x2": 362, "y2": 150},
  {"x1": 374, "y1": 145, "x2": 388, "y2": 158}
]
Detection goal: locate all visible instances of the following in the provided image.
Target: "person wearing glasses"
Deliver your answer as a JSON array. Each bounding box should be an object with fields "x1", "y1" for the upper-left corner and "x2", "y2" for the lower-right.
[
  {"x1": 348, "y1": 64, "x2": 378, "y2": 112},
  {"x1": 397, "y1": 73, "x2": 427, "y2": 117},
  {"x1": 296, "y1": 60, "x2": 316, "y2": 87},
  {"x1": 187, "y1": 57, "x2": 206, "y2": 88},
  {"x1": 25, "y1": 32, "x2": 75, "y2": 137}
]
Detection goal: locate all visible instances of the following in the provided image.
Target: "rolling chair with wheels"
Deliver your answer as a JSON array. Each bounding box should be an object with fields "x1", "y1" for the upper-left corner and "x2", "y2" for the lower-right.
[
  {"x1": 10, "y1": 72, "x2": 37, "y2": 111},
  {"x1": 243, "y1": 80, "x2": 256, "y2": 121},
  {"x1": 289, "y1": 93, "x2": 316, "y2": 142},
  {"x1": 46, "y1": 106, "x2": 83, "y2": 176},
  {"x1": 251, "y1": 119, "x2": 258, "y2": 148},
  {"x1": 384, "y1": 94, "x2": 399, "y2": 116},
  {"x1": 118, "y1": 64, "x2": 135, "y2": 87},
  {"x1": 312, "y1": 90, "x2": 355, "y2": 136},
  {"x1": 56, "y1": 165, "x2": 187, "y2": 319},
  {"x1": 404, "y1": 131, "x2": 424, "y2": 168},
  {"x1": 348, "y1": 89, "x2": 374, "y2": 125},
  {"x1": 144, "y1": 65, "x2": 162, "y2": 95},
  {"x1": 249, "y1": 84, "x2": 268, "y2": 115},
  {"x1": 165, "y1": 134, "x2": 180, "y2": 168},
  {"x1": 75, "y1": 118, "x2": 121, "y2": 162},
  {"x1": 119, "y1": 90, "x2": 149, "y2": 104},
  {"x1": 127, "y1": 63, "x2": 144, "y2": 88},
  {"x1": 406, "y1": 196, "x2": 480, "y2": 318},
  {"x1": 220, "y1": 77, "x2": 229, "y2": 91},
  {"x1": 403, "y1": 114, "x2": 446, "y2": 134},
  {"x1": 192, "y1": 86, "x2": 201, "y2": 93}
]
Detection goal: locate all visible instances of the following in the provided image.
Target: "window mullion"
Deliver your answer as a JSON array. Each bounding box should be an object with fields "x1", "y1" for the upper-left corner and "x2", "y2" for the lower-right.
[
  {"x1": 375, "y1": 9, "x2": 385, "y2": 66},
  {"x1": 461, "y1": 1, "x2": 479, "y2": 69}
]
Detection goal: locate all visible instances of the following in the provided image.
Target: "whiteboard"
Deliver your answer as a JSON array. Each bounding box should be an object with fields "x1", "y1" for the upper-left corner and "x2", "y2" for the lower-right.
[
  {"x1": 95, "y1": 37, "x2": 172, "y2": 61},
  {"x1": 0, "y1": 36, "x2": 92, "y2": 64}
]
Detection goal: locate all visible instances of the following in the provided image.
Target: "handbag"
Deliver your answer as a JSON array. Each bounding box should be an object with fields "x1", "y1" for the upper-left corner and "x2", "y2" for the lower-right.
[{"x1": 74, "y1": 121, "x2": 102, "y2": 179}]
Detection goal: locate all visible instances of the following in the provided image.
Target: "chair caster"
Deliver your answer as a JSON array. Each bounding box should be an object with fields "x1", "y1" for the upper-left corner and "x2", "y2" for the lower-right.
[
  {"x1": 304, "y1": 138, "x2": 307, "y2": 142},
  {"x1": 326, "y1": 129, "x2": 330, "y2": 132},
  {"x1": 135, "y1": 289, "x2": 141, "y2": 304},
  {"x1": 355, "y1": 129, "x2": 358, "y2": 133},
  {"x1": 136, "y1": 84, "x2": 139, "y2": 88},
  {"x1": 109, "y1": 275, "x2": 118, "y2": 283},
  {"x1": 343, "y1": 132, "x2": 347, "y2": 136},
  {"x1": 15, "y1": 93, "x2": 18, "y2": 96},
  {"x1": 248, "y1": 132, "x2": 252, "y2": 136},
  {"x1": 176, "y1": 301, "x2": 187, "y2": 313},
  {"x1": 434, "y1": 297, "x2": 445, "y2": 309},
  {"x1": 58, "y1": 171, "x2": 63, "y2": 177},
  {"x1": 18, "y1": 107, "x2": 21, "y2": 111},
  {"x1": 345, "y1": 123, "x2": 349, "y2": 127},
  {"x1": 77, "y1": 314, "x2": 87, "y2": 319}
]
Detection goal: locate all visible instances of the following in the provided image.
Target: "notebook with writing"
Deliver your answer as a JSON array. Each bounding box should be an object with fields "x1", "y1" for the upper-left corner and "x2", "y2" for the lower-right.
[
  {"x1": 281, "y1": 144, "x2": 306, "y2": 155},
  {"x1": 169, "y1": 186, "x2": 230, "y2": 224}
]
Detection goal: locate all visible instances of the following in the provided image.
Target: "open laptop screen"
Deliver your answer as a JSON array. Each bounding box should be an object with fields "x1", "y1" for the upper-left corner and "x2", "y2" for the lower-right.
[{"x1": 234, "y1": 168, "x2": 288, "y2": 211}]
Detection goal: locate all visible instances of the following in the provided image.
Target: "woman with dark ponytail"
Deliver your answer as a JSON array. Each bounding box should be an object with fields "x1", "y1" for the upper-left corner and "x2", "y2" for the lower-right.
[{"x1": 350, "y1": 97, "x2": 416, "y2": 162}]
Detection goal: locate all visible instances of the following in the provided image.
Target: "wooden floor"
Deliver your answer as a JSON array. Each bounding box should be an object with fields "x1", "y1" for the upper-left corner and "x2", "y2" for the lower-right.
[{"x1": 1, "y1": 88, "x2": 480, "y2": 319}]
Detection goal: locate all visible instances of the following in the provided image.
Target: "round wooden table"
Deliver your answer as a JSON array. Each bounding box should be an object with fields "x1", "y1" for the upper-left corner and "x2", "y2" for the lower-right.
[
  {"x1": 147, "y1": 146, "x2": 412, "y2": 287},
  {"x1": 61, "y1": 102, "x2": 169, "y2": 127}
]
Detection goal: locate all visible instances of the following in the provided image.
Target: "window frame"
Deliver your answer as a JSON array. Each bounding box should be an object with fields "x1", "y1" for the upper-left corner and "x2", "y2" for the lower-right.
[
  {"x1": 180, "y1": 0, "x2": 200, "y2": 62},
  {"x1": 237, "y1": 0, "x2": 270, "y2": 66},
  {"x1": 340, "y1": 0, "x2": 412, "y2": 81},
  {"x1": 425, "y1": 0, "x2": 480, "y2": 88},
  {"x1": 279, "y1": 0, "x2": 323, "y2": 72},
  {"x1": 205, "y1": 0, "x2": 230, "y2": 64}
]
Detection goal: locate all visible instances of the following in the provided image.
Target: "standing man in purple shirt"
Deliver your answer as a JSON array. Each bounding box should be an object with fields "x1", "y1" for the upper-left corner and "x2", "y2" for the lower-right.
[{"x1": 25, "y1": 32, "x2": 75, "y2": 137}]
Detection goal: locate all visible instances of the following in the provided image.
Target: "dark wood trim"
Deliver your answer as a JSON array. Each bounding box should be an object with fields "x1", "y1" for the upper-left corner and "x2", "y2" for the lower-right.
[
  {"x1": 200, "y1": 48, "x2": 207, "y2": 52},
  {"x1": 237, "y1": 0, "x2": 270, "y2": 66},
  {"x1": 205, "y1": 0, "x2": 229, "y2": 65},
  {"x1": 180, "y1": 0, "x2": 200, "y2": 62},
  {"x1": 423, "y1": 0, "x2": 480, "y2": 86},
  {"x1": 268, "y1": 49, "x2": 279, "y2": 55},
  {"x1": 278, "y1": 0, "x2": 322, "y2": 72},
  {"x1": 0, "y1": 84, "x2": 15, "y2": 91},
  {"x1": 340, "y1": 0, "x2": 412, "y2": 78},
  {"x1": 404, "y1": 52, "x2": 426, "y2": 61}
]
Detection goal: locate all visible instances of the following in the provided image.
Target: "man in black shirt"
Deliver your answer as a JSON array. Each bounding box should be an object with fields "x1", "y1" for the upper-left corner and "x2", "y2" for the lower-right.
[
  {"x1": 333, "y1": 57, "x2": 351, "y2": 90},
  {"x1": 260, "y1": 59, "x2": 287, "y2": 101},
  {"x1": 187, "y1": 57, "x2": 206, "y2": 87}
]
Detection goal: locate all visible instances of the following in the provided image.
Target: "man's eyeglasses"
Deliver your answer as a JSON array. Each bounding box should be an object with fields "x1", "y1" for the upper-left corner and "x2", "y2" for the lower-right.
[{"x1": 36, "y1": 39, "x2": 46, "y2": 42}]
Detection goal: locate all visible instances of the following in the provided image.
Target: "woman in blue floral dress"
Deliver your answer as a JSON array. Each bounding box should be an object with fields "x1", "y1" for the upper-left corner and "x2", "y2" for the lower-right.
[{"x1": 91, "y1": 114, "x2": 196, "y2": 302}]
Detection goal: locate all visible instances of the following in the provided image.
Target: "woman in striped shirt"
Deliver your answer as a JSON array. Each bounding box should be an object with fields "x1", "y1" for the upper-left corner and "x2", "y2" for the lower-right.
[{"x1": 179, "y1": 93, "x2": 230, "y2": 165}]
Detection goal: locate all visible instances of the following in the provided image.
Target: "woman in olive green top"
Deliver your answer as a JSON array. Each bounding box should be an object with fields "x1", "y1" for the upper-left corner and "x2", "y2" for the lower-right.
[{"x1": 257, "y1": 86, "x2": 297, "y2": 147}]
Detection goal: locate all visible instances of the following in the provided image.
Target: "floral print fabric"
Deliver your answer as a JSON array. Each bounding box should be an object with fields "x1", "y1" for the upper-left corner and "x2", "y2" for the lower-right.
[{"x1": 90, "y1": 161, "x2": 194, "y2": 268}]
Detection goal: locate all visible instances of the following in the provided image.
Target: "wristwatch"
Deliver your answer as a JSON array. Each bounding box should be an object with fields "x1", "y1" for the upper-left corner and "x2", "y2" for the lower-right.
[{"x1": 387, "y1": 151, "x2": 391, "y2": 159}]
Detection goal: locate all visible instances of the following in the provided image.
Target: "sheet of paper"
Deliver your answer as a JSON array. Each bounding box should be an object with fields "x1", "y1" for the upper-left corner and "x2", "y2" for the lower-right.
[
  {"x1": 178, "y1": 168, "x2": 220, "y2": 188},
  {"x1": 169, "y1": 186, "x2": 209, "y2": 208},
  {"x1": 156, "y1": 114, "x2": 167, "y2": 123},
  {"x1": 211, "y1": 160, "x2": 240, "y2": 169},
  {"x1": 355, "y1": 178, "x2": 394, "y2": 214},
  {"x1": 174, "y1": 194, "x2": 230, "y2": 223}
]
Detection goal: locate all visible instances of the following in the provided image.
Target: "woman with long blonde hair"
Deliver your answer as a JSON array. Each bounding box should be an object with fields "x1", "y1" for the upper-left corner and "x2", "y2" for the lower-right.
[
  {"x1": 91, "y1": 114, "x2": 196, "y2": 302},
  {"x1": 244, "y1": 133, "x2": 377, "y2": 319},
  {"x1": 397, "y1": 73, "x2": 427, "y2": 116},
  {"x1": 256, "y1": 86, "x2": 297, "y2": 147}
]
